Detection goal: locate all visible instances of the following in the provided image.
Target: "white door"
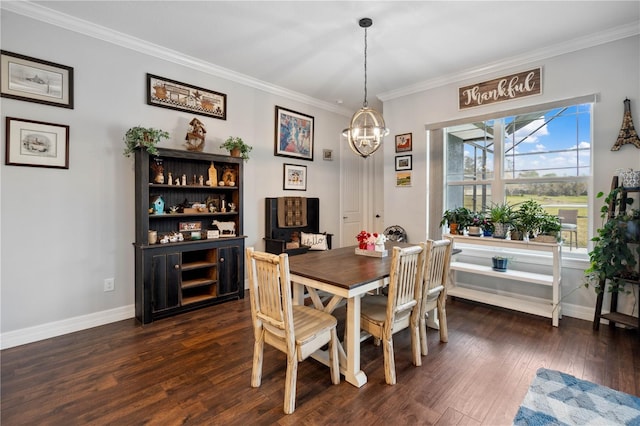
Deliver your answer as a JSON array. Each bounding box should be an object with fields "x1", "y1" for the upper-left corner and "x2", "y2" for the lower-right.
[{"x1": 340, "y1": 138, "x2": 365, "y2": 247}]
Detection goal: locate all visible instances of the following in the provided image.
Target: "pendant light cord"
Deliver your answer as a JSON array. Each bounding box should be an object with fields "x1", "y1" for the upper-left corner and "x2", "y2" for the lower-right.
[{"x1": 363, "y1": 26, "x2": 368, "y2": 108}]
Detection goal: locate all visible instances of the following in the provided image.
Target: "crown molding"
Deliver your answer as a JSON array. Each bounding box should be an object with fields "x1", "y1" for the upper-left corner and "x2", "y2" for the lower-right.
[
  {"x1": 1, "y1": 1, "x2": 352, "y2": 116},
  {"x1": 377, "y1": 21, "x2": 640, "y2": 103}
]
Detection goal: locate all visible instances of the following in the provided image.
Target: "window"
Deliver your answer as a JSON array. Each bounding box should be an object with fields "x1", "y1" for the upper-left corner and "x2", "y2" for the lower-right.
[{"x1": 443, "y1": 103, "x2": 591, "y2": 251}]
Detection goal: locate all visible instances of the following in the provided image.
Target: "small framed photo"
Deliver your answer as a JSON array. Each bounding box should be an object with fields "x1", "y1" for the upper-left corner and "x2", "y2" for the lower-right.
[
  {"x1": 396, "y1": 171, "x2": 412, "y2": 187},
  {"x1": 179, "y1": 221, "x2": 202, "y2": 232},
  {"x1": 395, "y1": 155, "x2": 412, "y2": 171},
  {"x1": 323, "y1": 149, "x2": 333, "y2": 161},
  {"x1": 283, "y1": 163, "x2": 307, "y2": 191},
  {"x1": 275, "y1": 106, "x2": 314, "y2": 161},
  {"x1": 395, "y1": 133, "x2": 412, "y2": 153},
  {"x1": 147, "y1": 73, "x2": 226, "y2": 120},
  {"x1": 5, "y1": 117, "x2": 69, "y2": 169},
  {"x1": 1, "y1": 50, "x2": 74, "y2": 109}
]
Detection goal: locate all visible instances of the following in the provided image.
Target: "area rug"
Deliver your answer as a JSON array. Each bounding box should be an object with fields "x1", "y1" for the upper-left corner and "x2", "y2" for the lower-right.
[{"x1": 513, "y1": 368, "x2": 640, "y2": 425}]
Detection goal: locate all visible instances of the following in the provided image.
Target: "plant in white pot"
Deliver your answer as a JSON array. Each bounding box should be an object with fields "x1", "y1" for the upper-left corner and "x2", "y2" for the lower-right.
[
  {"x1": 220, "y1": 136, "x2": 252, "y2": 161},
  {"x1": 123, "y1": 126, "x2": 170, "y2": 157}
]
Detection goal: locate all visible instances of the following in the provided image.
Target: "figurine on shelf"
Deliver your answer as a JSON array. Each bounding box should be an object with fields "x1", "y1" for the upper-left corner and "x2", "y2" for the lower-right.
[
  {"x1": 208, "y1": 162, "x2": 217, "y2": 187},
  {"x1": 198, "y1": 175, "x2": 204, "y2": 186},
  {"x1": 184, "y1": 117, "x2": 206, "y2": 151},
  {"x1": 150, "y1": 159, "x2": 164, "y2": 184},
  {"x1": 167, "y1": 172, "x2": 173, "y2": 186},
  {"x1": 181, "y1": 174, "x2": 186, "y2": 186},
  {"x1": 228, "y1": 202, "x2": 236, "y2": 212}
]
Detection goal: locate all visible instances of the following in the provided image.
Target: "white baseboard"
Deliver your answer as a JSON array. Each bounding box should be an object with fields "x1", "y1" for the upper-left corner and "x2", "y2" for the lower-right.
[{"x1": 1, "y1": 305, "x2": 135, "y2": 350}]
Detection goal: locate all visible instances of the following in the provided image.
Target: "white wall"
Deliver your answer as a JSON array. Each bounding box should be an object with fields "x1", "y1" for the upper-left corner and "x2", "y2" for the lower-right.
[
  {"x1": 382, "y1": 36, "x2": 640, "y2": 318},
  {"x1": 0, "y1": 11, "x2": 348, "y2": 347}
]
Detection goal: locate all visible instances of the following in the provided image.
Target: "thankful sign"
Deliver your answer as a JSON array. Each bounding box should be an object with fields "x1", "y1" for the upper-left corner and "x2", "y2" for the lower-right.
[{"x1": 458, "y1": 68, "x2": 542, "y2": 109}]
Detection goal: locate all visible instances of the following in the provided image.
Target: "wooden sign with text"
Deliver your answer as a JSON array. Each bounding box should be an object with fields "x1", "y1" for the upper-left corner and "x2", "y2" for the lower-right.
[{"x1": 459, "y1": 68, "x2": 542, "y2": 109}]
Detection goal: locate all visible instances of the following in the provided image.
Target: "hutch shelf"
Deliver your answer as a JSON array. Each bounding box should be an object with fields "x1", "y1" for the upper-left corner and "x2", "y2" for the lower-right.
[{"x1": 134, "y1": 148, "x2": 245, "y2": 324}]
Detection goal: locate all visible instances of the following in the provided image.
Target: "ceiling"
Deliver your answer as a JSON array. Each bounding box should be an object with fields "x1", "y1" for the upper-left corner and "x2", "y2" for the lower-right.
[{"x1": 7, "y1": 1, "x2": 640, "y2": 114}]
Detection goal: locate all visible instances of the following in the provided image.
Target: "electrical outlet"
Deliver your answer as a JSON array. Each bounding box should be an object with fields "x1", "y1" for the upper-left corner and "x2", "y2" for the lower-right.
[{"x1": 104, "y1": 278, "x2": 115, "y2": 292}]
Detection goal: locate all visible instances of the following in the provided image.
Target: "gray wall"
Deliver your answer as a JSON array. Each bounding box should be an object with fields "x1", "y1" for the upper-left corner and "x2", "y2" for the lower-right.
[{"x1": 0, "y1": 10, "x2": 348, "y2": 347}]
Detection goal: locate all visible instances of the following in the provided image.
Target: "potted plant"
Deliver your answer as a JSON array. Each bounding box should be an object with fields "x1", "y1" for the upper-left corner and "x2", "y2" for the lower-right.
[
  {"x1": 516, "y1": 199, "x2": 545, "y2": 239},
  {"x1": 123, "y1": 126, "x2": 170, "y2": 157},
  {"x1": 533, "y1": 213, "x2": 561, "y2": 243},
  {"x1": 491, "y1": 256, "x2": 509, "y2": 272},
  {"x1": 468, "y1": 211, "x2": 485, "y2": 236},
  {"x1": 220, "y1": 136, "x2": 252, "y2": 161},
  {"x1": 440, "y1": 206, "x2": 472, "y2": 234},
  {"x1": 488, "y1": 202, "x2": 514, "y2": 238},
  {"x1": 585, "y1": 188, "x2": 640, "y2": 294}
]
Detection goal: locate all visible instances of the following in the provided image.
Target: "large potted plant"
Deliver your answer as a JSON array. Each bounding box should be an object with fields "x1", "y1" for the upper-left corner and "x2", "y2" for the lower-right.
[
  {"x1": 220, "y1": 136, "x2": 252, "y2": 161},
  {"x1": 123, "y1": 126, "x2": 170, "y2": 157}
]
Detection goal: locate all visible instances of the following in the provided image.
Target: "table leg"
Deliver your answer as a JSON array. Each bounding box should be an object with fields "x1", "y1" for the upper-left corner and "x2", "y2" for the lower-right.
[{"x1": 344, "y1": 295, "x2": 367, "y2": 387}]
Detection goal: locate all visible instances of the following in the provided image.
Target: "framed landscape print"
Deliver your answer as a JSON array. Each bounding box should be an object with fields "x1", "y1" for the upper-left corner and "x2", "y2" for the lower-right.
[
  {"x1": 275, "y1": 106, "x2": 314, "y2": 161},
  {"x1": 283, "y1": 163, "x2": 307, "y2": 191},
  {"x1": 395, "y1": 171, "x2": 412, "y2": 187},
  {"x1": 0, "y1": 50, "x2": 74, "y2": 109},
  {"x1": 395, "y1": 133, "x2": 412, "y2": 153},
  {"x1": 147, "y1": 74, "x2": 226, "y2": 120},
  {"x1": 395, "y1": 155, "x2": 412, "y2": 171},
  {"x1": 5, "y1": 117, "x2": 70, "y2": 169}
]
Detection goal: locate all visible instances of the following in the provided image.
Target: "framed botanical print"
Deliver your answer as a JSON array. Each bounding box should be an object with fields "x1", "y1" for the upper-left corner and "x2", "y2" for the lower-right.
[
  {"x1": 1, "y1": 50, "x2": 74, "y2": 109},
  {"x1": 283, "y1": 163, "x2": 307, "y2": 191},
  {"x1": 5, "y1": 117, "x2": 69, "y2": 169},
  {"x1": 275, "y1": 106, "x2": 314, "y2": 161}
]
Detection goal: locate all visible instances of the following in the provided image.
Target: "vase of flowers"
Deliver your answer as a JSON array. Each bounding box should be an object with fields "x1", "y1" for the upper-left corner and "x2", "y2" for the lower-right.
[{"x1": 356, "y1": 230, "x2": 381, "y2": 250}]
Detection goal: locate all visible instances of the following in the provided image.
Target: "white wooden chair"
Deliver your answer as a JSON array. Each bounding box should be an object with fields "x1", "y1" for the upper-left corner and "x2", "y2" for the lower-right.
[
  {"x1": 246, "y1": 247, "x2": 340, "y2": 414},
  {"x1": 419, "y1": 239, "x2": 453, "y2": 356},
  {"x1": 359, "y1": 244, "x2": 426, "y2": 385}
]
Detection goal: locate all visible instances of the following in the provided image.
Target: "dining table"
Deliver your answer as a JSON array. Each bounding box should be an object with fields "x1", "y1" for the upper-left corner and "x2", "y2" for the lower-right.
[{"x1": 288, "y1": 242, "x2": 410, "y2": 387}]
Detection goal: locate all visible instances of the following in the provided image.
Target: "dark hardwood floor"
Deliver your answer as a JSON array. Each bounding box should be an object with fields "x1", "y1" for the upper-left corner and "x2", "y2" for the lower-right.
[{"x1": 2, "y1": 294, "x2": 639, "y2": 425}]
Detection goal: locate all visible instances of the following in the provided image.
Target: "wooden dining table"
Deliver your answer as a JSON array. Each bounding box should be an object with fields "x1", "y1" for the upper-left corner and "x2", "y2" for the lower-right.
[{"x1": 288, "y1": 242, "x2": 410, "y2": 387}]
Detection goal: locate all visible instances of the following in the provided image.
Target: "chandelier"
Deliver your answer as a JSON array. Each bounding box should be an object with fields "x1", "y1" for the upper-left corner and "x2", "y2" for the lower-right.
[{"x1": 343, "y1": 17, "x2": 389, "y2": 158}]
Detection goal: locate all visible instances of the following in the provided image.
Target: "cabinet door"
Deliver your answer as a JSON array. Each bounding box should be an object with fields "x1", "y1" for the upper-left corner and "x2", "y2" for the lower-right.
[
  {"x1": 218, "y1": 245, "x2": 240, "y2": 296},
  {"x1": 151, "y1": 252, "x2": 181, "y2": 312}
]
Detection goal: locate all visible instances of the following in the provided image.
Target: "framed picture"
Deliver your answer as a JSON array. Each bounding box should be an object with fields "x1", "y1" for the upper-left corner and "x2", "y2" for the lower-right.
[
  {"x1": 323, "y1": 149, "x2": 333, "y2": 161},
  {"x1": 179, "y1": 221, "x2": 202, "y2": 232},
  {"x1": 283, "y1": 163, "x2": 307, "y2": 191},
  {"x1": 395, "y1": 155, "x2": 412, "y2": 171},
  {"x1": 1, "y1": 50, "x2": 74, "y2": 109},
  {"x1": 396, "y1": 171, "x2": 412, "y2": 187},
  {"x1": 395, "y1": 133, "x2": 412, "y2": 153},
  {"x1": 5, "y1": 117, "x2": 69, "y2": 169},
  {"x1": 147, "y1": 73, "x2": 226, "y2": 120},
  {"x1": 275, "y1": 106, "x2": 314, "y2": 161}
]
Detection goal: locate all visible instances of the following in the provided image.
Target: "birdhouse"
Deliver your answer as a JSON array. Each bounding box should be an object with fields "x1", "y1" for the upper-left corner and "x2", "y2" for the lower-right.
[{"x1": 150, "y1": 195, "x2": 165, "y2": 215}]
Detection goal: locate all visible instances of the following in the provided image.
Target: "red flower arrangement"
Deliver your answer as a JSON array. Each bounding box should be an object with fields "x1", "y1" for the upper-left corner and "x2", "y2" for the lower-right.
[{"x1": 356, "y1": 230, "x2": 378, "y2": 249}]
